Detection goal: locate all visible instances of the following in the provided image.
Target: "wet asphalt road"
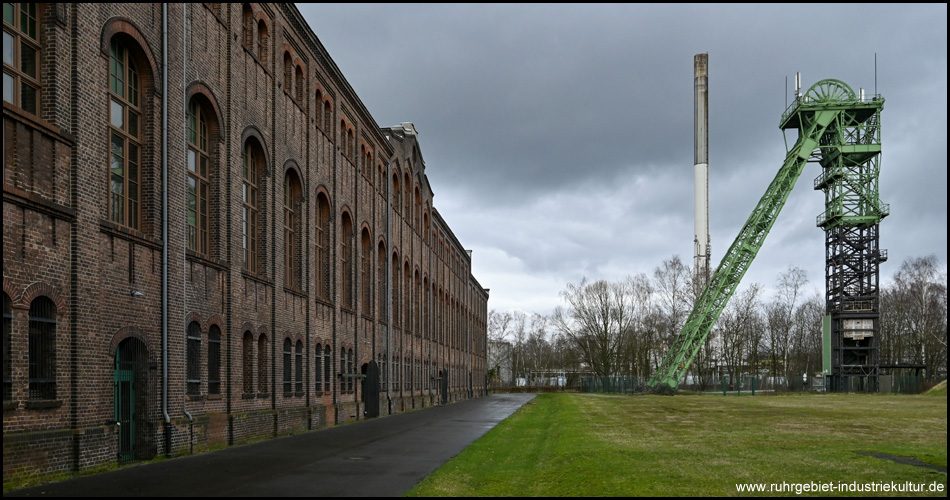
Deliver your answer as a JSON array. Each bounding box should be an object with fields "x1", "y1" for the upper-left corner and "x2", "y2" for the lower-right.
[{"x1": 6, "y1": 393, "x2": 537, "y2": 497}]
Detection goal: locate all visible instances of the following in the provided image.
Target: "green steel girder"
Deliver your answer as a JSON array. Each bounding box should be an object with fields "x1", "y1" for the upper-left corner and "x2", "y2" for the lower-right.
[{"x1": 649, "y1": 79, "x2": 883, "y2": 390}]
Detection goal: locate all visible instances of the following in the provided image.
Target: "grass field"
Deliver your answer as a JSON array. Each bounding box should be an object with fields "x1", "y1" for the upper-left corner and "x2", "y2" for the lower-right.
[{"x1": 406, "y1": 392, "x2": 947, "y2": 497}]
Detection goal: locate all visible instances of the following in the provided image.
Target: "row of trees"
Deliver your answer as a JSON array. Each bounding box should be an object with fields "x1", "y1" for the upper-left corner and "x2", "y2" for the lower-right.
[{"x1": 488, "y1": 254, "x2": 947, "y2": 390}]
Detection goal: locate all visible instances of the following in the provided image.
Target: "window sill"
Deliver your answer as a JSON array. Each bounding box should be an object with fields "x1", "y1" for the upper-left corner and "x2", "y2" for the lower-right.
[
  {"x1": 257, "y1": 392, "x2": 269, "y2": 399},
  {"x1": 186, "y1": 394, "x2": 205, "y2": 402},
  {"x1": 3, "y1": 400, "x2": 17, "y2": 412},
  {"x1": 242, "y1": 393, "x2": 256, "y2": 400},
  {"x1": 207, "y1": 393, "x2": 222, "y2": 401},
  {"x1": 25, "y1": 399, "x2": 63, "y2": 410}
]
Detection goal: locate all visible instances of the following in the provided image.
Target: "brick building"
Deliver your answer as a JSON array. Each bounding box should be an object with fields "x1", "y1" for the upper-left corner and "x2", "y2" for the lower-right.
[{"x1": 2, "y1": 3, "x2": 489, "y2": 484}]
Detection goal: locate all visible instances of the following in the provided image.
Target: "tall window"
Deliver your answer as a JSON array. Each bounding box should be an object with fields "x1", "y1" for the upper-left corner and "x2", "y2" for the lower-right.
[
  {"x1": 3, "y1": 2, "x2": 39, "y2": 114},
  {"x1": 28, "y1": 297, "x2": 56, "y2": 400},
  {"x1": 283, "y1": 171, "x2": 301, "y2": 291},
  {"x1": 109, "y1": 39, "x2": 142, "y2": 230},
  {"x1": 294, "y1": 340, "x2": 303, "y2": 394},
  {"x1": 283, "y1": 52, "x2": 292, "y2": 96},
  {"x1": 242, "y1": 141, "x2": 260, "y2": 274},
  {"x1": 323, "y1": 345, "x2": 331, "y2": 392},
  {"x1": 378, "y1": 243, "x2": 386, "y2": 323},
  {"x1": 340, "y1": 347, "x2": 346, "y2": 393},
  {"x1": 256, "y1": 20, "x2": 267, "y2": 63},
  {"x1": 360, "y1": 228, "x2": 371, "y2": 313},
  {"x1": 242, "y1": 330, "x2": 253, "y2": 394},
  {"x1": 2, "y1": 293, "x2": 10, "y2": 401},
  {"x1": 257, "y1": 334, "x2": 267, "y2": 393},
  {"x1": 186, "y1": 322, "x2": 201, "y2": 395},
  {"x1": 208, "y1": 325, "x2": 221, "y2": 395},
  {"x1": 242, "y1": 4, "x2": 253, "y2": 47},
  {"x1": 315, "y1": 343, "x2": 323, "y2": 393},
  {"x1": 347, "y1": 348, "x2": 354, "y2": 393},
  {"x1": 294, "y1": 65, "x2": 304, "y2": 103},
  {"x1": 315, "y1": 193, "x2": 330, "y2": 300},
  {"x1": 341, "y1": 213, "x2": 353, "y2": 309},
  {"x1": 282, "y1": 338, "x2": 292, "y2": 396},
  {"x1": 187, "y1": 99, "x2": 210, "y2": 256}
]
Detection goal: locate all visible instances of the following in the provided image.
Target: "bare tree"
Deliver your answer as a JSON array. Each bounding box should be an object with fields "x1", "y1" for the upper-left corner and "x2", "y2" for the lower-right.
[
  {"x1": 715, "y1": 282, "x2": 764, "y2": 386},
  {"x1": 885, "y1": 255, "x2": 948, "y2": 381},
  {"x1": 765, "y1": 266, "x2": 808, "y2": 388},
  {"x1": 552, "y1": 277, "x2": 641, "y2": 378}
]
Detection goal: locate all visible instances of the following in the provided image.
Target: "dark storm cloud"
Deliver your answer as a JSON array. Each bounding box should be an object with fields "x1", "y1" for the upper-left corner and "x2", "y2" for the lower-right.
[{"x1": 299, "y1": 3, "x2": 947, "y2": 313}]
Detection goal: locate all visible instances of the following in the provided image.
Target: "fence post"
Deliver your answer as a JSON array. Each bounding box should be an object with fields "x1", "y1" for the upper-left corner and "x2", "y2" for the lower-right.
[{"x1": 751, "y1": 376, "x2": 755, "y2": 396}]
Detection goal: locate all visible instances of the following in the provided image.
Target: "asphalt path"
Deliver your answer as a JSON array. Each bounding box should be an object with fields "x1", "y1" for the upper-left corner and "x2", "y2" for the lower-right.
[{"x1": 7, "y1": 393, "x2": 537, "y2": 497}]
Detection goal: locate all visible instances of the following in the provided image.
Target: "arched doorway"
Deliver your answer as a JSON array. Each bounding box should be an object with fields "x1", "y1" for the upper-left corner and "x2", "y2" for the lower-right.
[{"x1": 114, "y1": 337, "x2": 150, "y2": 461}]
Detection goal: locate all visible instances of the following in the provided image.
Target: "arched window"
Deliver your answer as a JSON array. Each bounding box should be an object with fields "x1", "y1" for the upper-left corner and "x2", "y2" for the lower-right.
[
  {"x1": 403, "y1": 262, "x2": 411, "y2": 331},
  {"x1": 294, "y1": 339, "x2": 303, "y2": 394},
  {"x1": 315, "y1": 193, "x2": 330, "y2": 300},
  {"x1": 323, "y1": 345, "x2": 331, "y2": 392},
  {"x1": 257, "y1": 333, "x2": 267, "y2": 393},
  {"x1": 282, "y1": 338, "x2": 292, "y2": 396},
  {"x1": 294, "y1": 65, "x2": 304, "y2": 103},
  {"x1": 360, "y1": 228, "x2": 371, "y2": 313},
  {"x1": 391, "y1": 253, "x2": 400, "y2": 325},
  {"x1": 208, "y1": 325, "x2": 221, "y2": 395},
  {"x1": 2, "y1": 293, "x2": 11, "y2": 401},
  {"x1": 323, "y1": 99, "x2": 332, "y2": 139},
  {"x1": 242, "y1": 330, "x2": 253, "y2": 394},
  {"x1": 187, "y1": 99, "x2": 211, "y2": 256},
  {"x1": 29, "y1": 296, "x2": 56, "y2": 400},
  {"x1": 109, "y1": 38, "x2": 143, "y2": 230},
  {"x1": 3, "y1": 2, "x2": 40, "y2": 114},
  {"x1": 256, "y1": 20, "x2": 268, "y2": 63},
  {"x1": 377, "y1": 242, "x2": 387, "y2": 323},
  {"x1": 242, "y1": 4, "x2": 253, "y2": 47},
  {"x1": 315, "y1": 343, "x2": 323, "y2": 393},
  {"x1": 404, "y1": 171, "x2": 411, "y2": 224},
  {"x1": 242, "y1": 140, "x2": 262, "y2": 274},
  {"x1": 340, "y1": 347, "x2": 346, "y2": 392},
  {"x1": 283, "y1": 170, "x2": 302, "y2": 291},
  {"x1": 186, "y1": 321, "x2": 201, "y2": 395},
  {"x1": 283, "y1": 52, "x2": 293, "y2": 96},
  {"x1": 347, "y1": 348, "x2": 354, "y2": 393},
  {"x1": 340, "y1": 212, "x2": 353, "y2": 309}
]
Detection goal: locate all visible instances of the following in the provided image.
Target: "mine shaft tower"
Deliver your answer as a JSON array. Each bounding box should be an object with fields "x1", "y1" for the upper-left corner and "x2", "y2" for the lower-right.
[
  {"x1": 804, "y1": 81, "x2": 887, "y2": 391},
  {"x1": 648, "y1": 78, "x2": 886, "y2": 390}
]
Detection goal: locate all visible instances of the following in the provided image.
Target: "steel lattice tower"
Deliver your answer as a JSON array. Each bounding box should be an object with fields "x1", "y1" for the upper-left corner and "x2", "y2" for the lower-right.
[{"x1": 807, "y1": 81, "x2": 887, "y2": 392}]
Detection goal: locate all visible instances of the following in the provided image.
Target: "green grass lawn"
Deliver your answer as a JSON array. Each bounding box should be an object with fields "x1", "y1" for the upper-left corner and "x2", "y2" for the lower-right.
[{"x1": 406, "y1": 392, "x2": 947, "y2": 497}]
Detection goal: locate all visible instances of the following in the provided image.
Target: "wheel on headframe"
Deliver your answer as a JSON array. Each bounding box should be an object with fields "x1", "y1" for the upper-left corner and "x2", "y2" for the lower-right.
[{"x1": 805, "y1": 79, "x2": 856, "y2": 103}]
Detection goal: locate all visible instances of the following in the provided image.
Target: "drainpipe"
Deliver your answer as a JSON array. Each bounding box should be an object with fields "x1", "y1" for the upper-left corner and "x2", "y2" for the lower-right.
[
  {"x1": 386, "y1": 160, "x2": 392, "y2": 414},
  {"x1": 161, "y1": 3, "x2": 171, "y2": 450}
]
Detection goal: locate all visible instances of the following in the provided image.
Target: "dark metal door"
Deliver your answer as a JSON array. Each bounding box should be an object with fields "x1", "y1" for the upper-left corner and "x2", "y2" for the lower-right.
[
  {"x1": 364, "y1": 361, "x2": 380, "y2": 418},
  {"x1": 440, "y1": 370, "x2": 448, "y2": 404},
  {"x1": 114, "y1": 340, "x2": 136, "y2": 461}
]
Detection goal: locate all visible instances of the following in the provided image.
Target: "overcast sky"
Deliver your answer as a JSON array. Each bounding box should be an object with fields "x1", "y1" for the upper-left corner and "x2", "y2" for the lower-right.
[{"x1": 298, "y1": 3, "x2": 948, "y2": 317}]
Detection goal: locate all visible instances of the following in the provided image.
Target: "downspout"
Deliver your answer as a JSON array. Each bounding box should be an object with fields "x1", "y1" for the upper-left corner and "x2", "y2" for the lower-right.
[
  {"x1": 161, "y1": 3, "x2": 171, "y2": 443},
  {"x1": 386, "y1": 161, "x2": 392, "y2": 414}
]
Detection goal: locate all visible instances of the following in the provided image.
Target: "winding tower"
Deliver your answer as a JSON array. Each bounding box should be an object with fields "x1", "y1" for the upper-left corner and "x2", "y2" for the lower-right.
[{"x1": 648, "y1": 79, "x2": 886, "y2": 390}]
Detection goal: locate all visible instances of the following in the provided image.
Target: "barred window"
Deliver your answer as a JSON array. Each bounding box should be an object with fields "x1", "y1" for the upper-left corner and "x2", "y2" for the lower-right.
[
  {"x1": 242, "y1": 330, "x2": 253, "y2": 394},
  {"x1": 294, "y1": 339, "x2": 303, "y2": 394},
  {"x1": 186, "y1": 321, "x2": 201, "y2": 395},
  {"x1": 3, "y1": 293, "x2": 13, "y2": 400},
  {"x1": 283, "y1": 338, "x2": 292, "y2": 396},
  {"x1": 208, "y1": 325, "x2": 221, "y2": 395},
  {"x1": 108, "y1": 39, "x2": 142, "y2": 230},
  {"x1": 28, "y1": 296, "x2": 56, "y2": 400},
  {"x1": 3, "y1": 2, "x2": 40, "y2": 114}
]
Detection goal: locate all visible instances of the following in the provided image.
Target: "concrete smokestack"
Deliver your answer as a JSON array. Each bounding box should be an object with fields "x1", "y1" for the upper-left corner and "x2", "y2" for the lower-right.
[{"x1": 694, "y1": 53, "x2": 710, "y2": 290}]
